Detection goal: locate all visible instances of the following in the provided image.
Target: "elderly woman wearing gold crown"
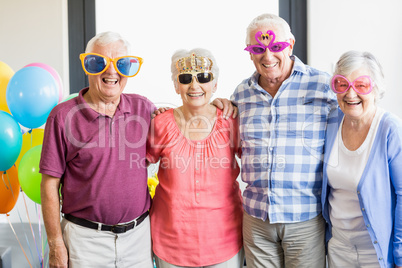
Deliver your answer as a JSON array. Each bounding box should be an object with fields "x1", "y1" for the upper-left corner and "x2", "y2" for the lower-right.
[{"x1": 146, "y1": 48, "x2": 244, "y2": 268}]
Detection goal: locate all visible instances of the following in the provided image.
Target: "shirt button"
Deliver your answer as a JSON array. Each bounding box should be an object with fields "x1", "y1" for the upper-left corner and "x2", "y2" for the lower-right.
[
  {"x1": 362, "y1": 208, "x2": 365, "y2": 211},
  {"x1": 270, "y1": 147, "x2": 273, "y2": 151},
  {"x1": 196, "y1": 193, "x2": 199, "y2": 196},
  {"x1": 357, "y1": 191, "x2": 360, "y2": 194},
  {"x1": 366, "y1": 224, "x2": 371, "y2": 228},
  {"x1": 196, "y1": 180, "x2": 199, "y2": 183},
  {"x1": 374, "y1": 241, "x2": 378, "y2": 244},
  {"x1": 379, "y1": 257, "x2": 383, "y2": 260}
]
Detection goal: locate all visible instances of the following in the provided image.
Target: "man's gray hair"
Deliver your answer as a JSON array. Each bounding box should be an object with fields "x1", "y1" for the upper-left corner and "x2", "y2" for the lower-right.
[
  {"x1": 85, "y1": 31, "x2": 131, "y2": 54},
  {"x1": 246, "y1": 13, "x2": 295, "y2": 44}
]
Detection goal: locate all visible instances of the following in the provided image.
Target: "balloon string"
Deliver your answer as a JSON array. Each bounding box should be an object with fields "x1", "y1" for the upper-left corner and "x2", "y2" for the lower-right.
[
  {"x1": 36, "y1": 204, "x2": 45, "y2": 268},
  {"x1": 6, "y1": 171, "x2": 38, "y2": 265},
  {"x1": 44, "y1": 248, "x2": 49, "y2": 268},
  {"x1": 42, "y1": 237, "x2": 45, "y2": 268},
  {"x1": 5, "y1": 171, "x2": 18, "y2": 202},
  {"x1": 43, "y1": 238, "x2": 49, "y2": 268},
  {"x1": 30, "y1": 130, "x2": 33, "y2": 148},
  {"x1": 22, "y1": 193, "x2": 42, "y2": 265},
  {"x1": 15, "y1": 189, "x2": 36, "y2": 264},
  {"x1": 7, "y1": 215, "x2": 33, "y2": 268},
  {"x1": 1, "y1": 171, "x2": 9, "y2": 190}
]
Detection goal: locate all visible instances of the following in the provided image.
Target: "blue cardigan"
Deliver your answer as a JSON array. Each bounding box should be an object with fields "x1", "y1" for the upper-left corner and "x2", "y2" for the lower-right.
[{"x1": 322, "y1": 107, "x2": 402, "y2": 268}]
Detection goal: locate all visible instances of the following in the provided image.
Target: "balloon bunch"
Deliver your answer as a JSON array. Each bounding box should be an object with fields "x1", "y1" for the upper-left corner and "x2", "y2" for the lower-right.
[
  {"x1": 0, "y1": 61, "x2": 63, "y2": 211},
  {"x1": 0, "y1": 61, "x2": 66, "y2": 267}
]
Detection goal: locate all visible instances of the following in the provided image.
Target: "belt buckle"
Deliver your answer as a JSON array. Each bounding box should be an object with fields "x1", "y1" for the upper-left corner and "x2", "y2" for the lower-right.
[
  {"x1": 110, "y1": 219, "x2": 137, "y2": 234},
  {"x1": 111, "y1": 224, "x2": 126, "y2": 234}
]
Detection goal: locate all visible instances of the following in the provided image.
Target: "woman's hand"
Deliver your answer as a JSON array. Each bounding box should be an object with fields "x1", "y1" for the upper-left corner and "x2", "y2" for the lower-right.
[{"x1": 211, "y1": 98, "x2": 238, "y2": 119}]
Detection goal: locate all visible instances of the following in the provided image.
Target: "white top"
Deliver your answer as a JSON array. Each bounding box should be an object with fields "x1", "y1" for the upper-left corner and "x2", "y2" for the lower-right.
[{"x1": 327, "y1": 107, "x2": 385, "y2": 231}]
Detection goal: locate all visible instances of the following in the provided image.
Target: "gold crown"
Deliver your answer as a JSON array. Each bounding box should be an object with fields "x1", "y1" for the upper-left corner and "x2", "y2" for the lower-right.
[{"x1": 176, "y1": 53, "x2": 213, "y2": 74}]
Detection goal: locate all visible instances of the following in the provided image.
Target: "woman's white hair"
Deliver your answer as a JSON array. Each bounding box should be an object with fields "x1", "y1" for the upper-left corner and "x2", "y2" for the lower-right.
[
  {"x1": 85, "y1": 31, "x2": 131, "y2": 54},
  {"x1": 171, "y1": 48, "x2": 219, "y2": 89},
  {"x1": 246, "y1": 13, "x2": 295, "y2": 44},
  {"x1": 333, "y1": 50, "x2": 386, "y2": 101}
]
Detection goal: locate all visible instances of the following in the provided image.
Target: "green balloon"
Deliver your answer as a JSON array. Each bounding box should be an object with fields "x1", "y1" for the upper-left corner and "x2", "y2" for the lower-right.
[{"x1": 18, "y1": 145, "x2": 42, "y2": 204}]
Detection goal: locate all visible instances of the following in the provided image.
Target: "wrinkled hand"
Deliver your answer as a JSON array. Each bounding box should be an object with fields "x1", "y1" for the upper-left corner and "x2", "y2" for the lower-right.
[
  {"x1": 211, "y1": 98, "x2": 238, "y2": 119},
  {"x1": 48, "y1": 240, "x2": 68, "y2": 268},
  {"x1": 152, "y1": 107, "x2": 172, "y2": 118}
]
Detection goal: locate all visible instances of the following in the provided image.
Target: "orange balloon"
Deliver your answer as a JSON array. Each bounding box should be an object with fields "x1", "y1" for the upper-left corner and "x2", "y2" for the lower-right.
[{"x1": 0, "y1": 165, "x2": 20, "y2": 214}]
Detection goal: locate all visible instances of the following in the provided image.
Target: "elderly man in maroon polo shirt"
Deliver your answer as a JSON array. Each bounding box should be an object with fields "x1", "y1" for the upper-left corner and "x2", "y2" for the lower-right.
[{"x1": 40, "y1": 31, "x2": 155, "y2": 268}]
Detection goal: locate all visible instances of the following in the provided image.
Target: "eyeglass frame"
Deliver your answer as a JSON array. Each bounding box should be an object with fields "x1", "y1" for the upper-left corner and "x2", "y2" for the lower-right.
[
  {"x1": 331, "y1": 75, "x2": 375, "y2": 95},
  {"x1": 79, "y1": 52, "x2": 144, "y2": 77},
  {"x1": 177, "y1": 72, "x2": 215, "y2": 85},
  {"x1": 244, "y1": 30, "x2": 291, "y2": 54}
]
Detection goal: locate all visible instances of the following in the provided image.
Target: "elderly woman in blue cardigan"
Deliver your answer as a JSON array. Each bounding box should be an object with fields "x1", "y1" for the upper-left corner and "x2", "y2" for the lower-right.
[{"x1": 322, "y1": 51, "x2": 402, "y2": 268}]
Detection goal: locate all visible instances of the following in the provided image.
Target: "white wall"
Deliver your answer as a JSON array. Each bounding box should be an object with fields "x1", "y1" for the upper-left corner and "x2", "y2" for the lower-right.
[
  {"x1": 0, "y1": 0, "x2": 70, "y2": 99},
  {"x1": 95, "y1": 0, "x2": 279, "y2": 108},
  {"x1": 308, "y1": 0, "x2": 402, "y2": 118},
  {"x1": 0, "y1": 0, "x2": 69, "y2": 223}
]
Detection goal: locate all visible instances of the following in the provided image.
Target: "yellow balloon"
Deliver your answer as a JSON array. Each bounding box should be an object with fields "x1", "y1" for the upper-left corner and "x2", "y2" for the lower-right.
[
  {"x1": 0, "y1": 61, "x2": 14, "y2": 113},
  {"x1": 147, "y1": 175, "x2": 159, "y2": 198},
  {"x1": 15, "y1": 129, "x2": 45, "y2": 169}
]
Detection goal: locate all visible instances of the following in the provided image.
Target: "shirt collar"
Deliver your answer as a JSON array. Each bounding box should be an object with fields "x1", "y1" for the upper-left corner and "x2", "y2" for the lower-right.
[
  {"x1": 77, "y1": 88, "x2": 132, "y2": 121},
  {"x1": 250, "y1": 55, "x2": 307, "y2": 87},
  {"x1": 291, "y1": 55, "x2": 307, "y2": 74}
]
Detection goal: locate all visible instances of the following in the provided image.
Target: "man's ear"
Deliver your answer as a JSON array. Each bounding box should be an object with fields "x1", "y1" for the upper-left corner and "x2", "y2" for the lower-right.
[{"x1": 288, "y1": 39, "x2": 295, "y2": 56}]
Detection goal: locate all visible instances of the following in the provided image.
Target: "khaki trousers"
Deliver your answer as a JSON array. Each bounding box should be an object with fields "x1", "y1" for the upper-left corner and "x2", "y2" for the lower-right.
[
  {"x1": 61, "y1": 216, "x2": 153, "y2": 268},
  {"x1": 243, "y1": 212, "x2": 326, "y2": 268},
  {"x1": 327, "y1": 227, "x2": 380, "y2": 268}
]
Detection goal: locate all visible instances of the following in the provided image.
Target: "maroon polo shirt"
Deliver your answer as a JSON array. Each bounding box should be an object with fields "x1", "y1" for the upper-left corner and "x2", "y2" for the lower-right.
[{"x1": 40, "y1": 88, "x2": 155, "y2": 225}]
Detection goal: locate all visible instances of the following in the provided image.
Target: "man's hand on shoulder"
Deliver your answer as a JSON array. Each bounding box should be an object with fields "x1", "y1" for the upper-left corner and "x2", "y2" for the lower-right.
[
  {"x1": 152, "y1": 107, "x2": 172, "y2": 119},
  {"x1": 211, "y1": 98, "x2": 238, "y2": 119}
]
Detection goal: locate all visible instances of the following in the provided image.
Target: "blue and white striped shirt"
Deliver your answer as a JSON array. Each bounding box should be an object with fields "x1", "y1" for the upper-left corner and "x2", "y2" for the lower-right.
[{"x1": 231, "y1": 56, "x2": 337, "y2": 223}]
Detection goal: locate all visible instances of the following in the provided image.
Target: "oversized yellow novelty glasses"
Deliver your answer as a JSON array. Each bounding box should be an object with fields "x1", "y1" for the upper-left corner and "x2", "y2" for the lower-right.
[{"x1": 80, "y1": 53, "x2": 143, "y2": 77}]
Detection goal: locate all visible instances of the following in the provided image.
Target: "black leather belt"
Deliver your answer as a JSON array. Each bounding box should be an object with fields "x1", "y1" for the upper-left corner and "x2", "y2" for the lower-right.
[{"x1": 64, "y1": 211, "x2": 149, "y2": 234}]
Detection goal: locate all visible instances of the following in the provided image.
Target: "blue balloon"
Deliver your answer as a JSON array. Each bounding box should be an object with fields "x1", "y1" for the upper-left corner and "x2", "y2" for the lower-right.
[
  {"x1": 0, "y1": 111, "x2": 23, "y2": 171},
  {"x1": 6, "y1": 66, "x2": 58, "y2": 129}
]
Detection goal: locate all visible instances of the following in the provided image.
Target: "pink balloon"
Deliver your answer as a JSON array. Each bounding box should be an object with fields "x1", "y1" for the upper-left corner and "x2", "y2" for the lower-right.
[{"x1": 24, "y1": 63, "x2": 63, "y2": 103}]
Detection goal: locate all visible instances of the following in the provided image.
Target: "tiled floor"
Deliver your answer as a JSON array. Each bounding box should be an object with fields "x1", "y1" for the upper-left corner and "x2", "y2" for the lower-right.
[{"x1": 0, "y1": 223, "x2": 45, "y2": 268}]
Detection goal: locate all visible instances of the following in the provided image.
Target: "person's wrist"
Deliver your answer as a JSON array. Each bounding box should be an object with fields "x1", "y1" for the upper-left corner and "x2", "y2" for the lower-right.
[{"x1": 48, "y1": 238, "x2": 65, "y2": 248}]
